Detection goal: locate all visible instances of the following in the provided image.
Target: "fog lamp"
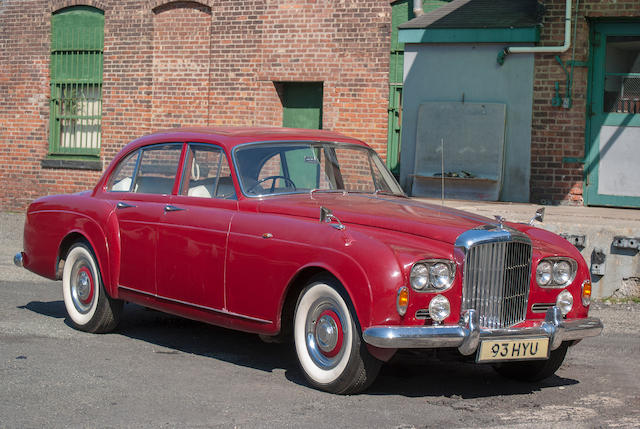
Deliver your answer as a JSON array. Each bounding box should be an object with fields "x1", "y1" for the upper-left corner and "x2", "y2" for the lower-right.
[
  {"x1": 556, "y1": 290, "x2": 573, "y2": 316},
  {"x1": 582, "y1": 280, "x2": 592, "y2": 307},
  {"x1": 429, "y1": 295, "x2": 450, "y2": 323},
  {"x1": 396, "y1": 286, "x2": 409, "y2": 316}
]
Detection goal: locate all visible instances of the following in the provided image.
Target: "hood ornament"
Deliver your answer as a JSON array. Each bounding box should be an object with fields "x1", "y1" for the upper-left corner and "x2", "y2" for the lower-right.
[{"x1": 494, "y1": 215, "x2": 506, "y2": 230}]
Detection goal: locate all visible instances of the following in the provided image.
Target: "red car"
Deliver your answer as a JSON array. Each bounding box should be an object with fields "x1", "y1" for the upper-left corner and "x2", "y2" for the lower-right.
[{"x1": 15, "y1": 127, "x2": 603, "y2": 394}]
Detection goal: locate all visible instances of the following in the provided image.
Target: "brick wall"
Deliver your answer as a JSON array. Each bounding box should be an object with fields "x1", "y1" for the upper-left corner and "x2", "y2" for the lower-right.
[
  {"x1": 0, "y1": 0, "x2": 391, "y2": 211},
  {"x1": 531, "y1": 0, "x2": 640, "y2": 205}
]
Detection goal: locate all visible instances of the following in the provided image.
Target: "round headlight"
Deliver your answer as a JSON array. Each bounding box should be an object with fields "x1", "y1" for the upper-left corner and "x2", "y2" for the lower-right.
[
  {"x1": 556, "y1": 290, "x2": 573, "y2": 316},
  {"x1": 429, "y1": 263, "x2": 453, "y2": 290},
  {"x1": 410, "y1": 263, "x2": 429, "y2": 290},
  {"x1": 553, "y1": 260, "x2": 572, "y2": 285},
  {"x1": 429, "y1": 295, "x2": 450, "y2": 323},
  {"x1": 536, "y1": 261, "x2": 553, "y2": 286}
]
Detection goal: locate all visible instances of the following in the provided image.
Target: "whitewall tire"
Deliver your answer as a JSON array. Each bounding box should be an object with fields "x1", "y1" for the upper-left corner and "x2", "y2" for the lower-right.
[
  {"x1": 62, "y1": 242, "x2": 122, "y2": 333},
  {"x1": 293, "y1": 276, "x2": 381, "y2": 394}
]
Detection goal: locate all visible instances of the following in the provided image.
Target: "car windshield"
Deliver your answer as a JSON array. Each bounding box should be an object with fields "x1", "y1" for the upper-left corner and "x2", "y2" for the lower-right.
[{"x1": 234, "y1": 142, "x2": 405, "y2": 197}]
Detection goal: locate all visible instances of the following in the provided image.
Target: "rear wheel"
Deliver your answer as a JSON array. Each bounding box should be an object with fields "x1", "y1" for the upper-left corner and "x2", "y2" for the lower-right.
[
  {"x1": 493, "y1": 342, "x2": 569, "y2": 382},
  {"x1": 293, "y1": 276, "x2": 381, "y2": 394},
  {"x1": 62, "y1": 242, "x2": 123, "y2": 333}
]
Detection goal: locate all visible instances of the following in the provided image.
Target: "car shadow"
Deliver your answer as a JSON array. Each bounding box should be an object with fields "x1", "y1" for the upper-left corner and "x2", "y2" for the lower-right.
[
  {"x1": 115, "y1": 303, "x2": 303, "y2": 379},
  {"x1": 362, "y1": 354, "x2": 579, "y2": 398},
  {"x1": 20, "y1": 300, "x2": 579, "y2": 396},
  {"x1": 18, "y1": 300, "x2": 68, "y2": 319}
]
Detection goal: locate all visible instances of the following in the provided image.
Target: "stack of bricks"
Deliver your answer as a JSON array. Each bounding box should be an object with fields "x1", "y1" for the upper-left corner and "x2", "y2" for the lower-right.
[
  {"x1": 531, "y1": 0, "x2": 640, "y2": 205},
  {"x1": 0, "y1": 0, "x2": 391, "y2": 211}
]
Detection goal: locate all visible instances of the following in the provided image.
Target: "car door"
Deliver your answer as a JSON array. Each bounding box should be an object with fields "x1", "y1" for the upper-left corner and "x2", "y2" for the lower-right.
[
  {"x1": 105, "y1": 143, "x2": 184, "y2": 295},
  {"x1": 155, "y1": 143, "x2": 237, "y2": 310}
]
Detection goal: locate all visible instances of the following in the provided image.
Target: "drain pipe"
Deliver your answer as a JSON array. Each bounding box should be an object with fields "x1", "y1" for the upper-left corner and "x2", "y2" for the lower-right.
[
  {"x1": 497, "y1": 0, "x2": 572, "y2": 65},
  {"x1": 413, "y1": 0, "x2": 424, "y2": 17}
]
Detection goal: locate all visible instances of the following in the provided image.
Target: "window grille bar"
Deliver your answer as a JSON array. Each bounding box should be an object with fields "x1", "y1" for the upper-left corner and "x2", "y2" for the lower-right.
[{"x1": 49, "y1": 8, "x2": 103, "y2": 156}]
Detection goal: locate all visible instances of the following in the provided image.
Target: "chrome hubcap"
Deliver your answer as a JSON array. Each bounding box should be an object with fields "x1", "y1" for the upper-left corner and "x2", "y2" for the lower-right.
[
  {"x1": 77, "y1": 271, "x2": 91, "y2": 301},
  {"x1": 70, "y1": 260, "x2": 94, "y2": 314},
  {"x1": 316, "y1": 315, "x2": 338, "y2": 353},
  {"x1": 305, "y1": 299, "x2": 346, "y2": 369}
]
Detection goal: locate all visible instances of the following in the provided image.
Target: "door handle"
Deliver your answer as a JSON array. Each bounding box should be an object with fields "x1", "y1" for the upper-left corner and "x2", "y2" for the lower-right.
[
  {"x1": 164, "y1": 205, "x2": 186, "y2": 212},
  {"x1": 116, "y1": 201, "x2": 136, "y2": 209}
]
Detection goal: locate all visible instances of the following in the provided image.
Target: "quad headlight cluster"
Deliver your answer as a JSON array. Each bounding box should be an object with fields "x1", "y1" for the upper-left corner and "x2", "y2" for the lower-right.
[
  {"x1": 410, "y1": 259, "x2": 456, "y2": 292},
  {"x1": 535, "y1": 258, "x2": 577, "y2": 288}
]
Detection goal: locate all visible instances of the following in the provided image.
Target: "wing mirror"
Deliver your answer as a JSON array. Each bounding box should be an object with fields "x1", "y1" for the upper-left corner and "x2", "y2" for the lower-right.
[
  {"x1": 529, "y1": 207, "x2": 545, "y2": 225},
  {"x1": 320, "y1": 207, "x2": 345, "y2": 230}
]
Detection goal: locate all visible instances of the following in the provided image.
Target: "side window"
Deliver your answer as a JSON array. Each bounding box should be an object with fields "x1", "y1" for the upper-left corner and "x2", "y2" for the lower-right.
[
  {"x1": 108, "y1": 150, "x2": 139, "y2": 192},
  {"x1": 180, "y1": 144, "x2": 236, "y2": 199},
  {"x1": 133, "y1": 144, "x2": 182, "y2": 195}
]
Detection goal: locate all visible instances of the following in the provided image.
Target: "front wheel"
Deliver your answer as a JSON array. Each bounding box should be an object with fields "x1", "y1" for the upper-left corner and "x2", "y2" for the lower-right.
[
  {"x1": 493, "y1": 342, "x2": 569, "y2": 382},
  {"x1": 293, "y1": 276, "x2": 381, "y2": 394},
  {"x1": 62, "y1": 242, "x2": 123, "y2": 333}
]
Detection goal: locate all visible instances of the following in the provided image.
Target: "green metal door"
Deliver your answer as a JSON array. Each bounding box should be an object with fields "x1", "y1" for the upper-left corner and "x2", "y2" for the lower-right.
[
  {"x1": 282, "y1": 82, "x2": 323, "y2": 129},
  {"x1": 585, "y1": 22, "x2": 640, "y2": 207},
  {"x1": 387, "y1": 1, "x2": 449, "y2": 175}
]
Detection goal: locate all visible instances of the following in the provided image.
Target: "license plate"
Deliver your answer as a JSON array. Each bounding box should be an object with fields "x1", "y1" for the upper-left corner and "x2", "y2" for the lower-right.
[{"x1": 476, "y1": 338, "x2": 549, "y2": 363}]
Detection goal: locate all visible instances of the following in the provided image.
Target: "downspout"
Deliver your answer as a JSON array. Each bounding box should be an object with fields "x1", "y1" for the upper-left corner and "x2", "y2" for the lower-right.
[
  {"x1": 497, "y1": 0, "x2": 572, "y2": 65},
  {"x1": 413, "y1": 0, "x2": 424, "y2": 17}
]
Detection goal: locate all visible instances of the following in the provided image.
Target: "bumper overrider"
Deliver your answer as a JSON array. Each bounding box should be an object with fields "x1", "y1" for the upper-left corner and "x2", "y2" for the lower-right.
[{"x1": 363, "y1": 307, "x2": 603, "y2": 355}]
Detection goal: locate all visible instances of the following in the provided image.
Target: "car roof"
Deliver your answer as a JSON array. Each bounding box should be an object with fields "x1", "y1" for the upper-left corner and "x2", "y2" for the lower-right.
[{"x1": 124, "y1": 127, "x2": 369, "y2": 152}]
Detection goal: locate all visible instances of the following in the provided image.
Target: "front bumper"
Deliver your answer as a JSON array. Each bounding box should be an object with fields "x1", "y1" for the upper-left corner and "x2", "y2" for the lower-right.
[{"x1": 363, "y1": 307, "x2": 603, "y2": 355}]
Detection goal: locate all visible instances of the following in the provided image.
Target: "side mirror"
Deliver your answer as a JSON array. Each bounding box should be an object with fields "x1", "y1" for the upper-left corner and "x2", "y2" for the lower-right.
[
  {"x1": 319, "y1": 206, "x2": 345, "y2": 230},
  {"x1": 320, "y1": 206, "x2": 331, "y2": 223},
  {"x1": 529, "y1": 207, "x2": 545, "y2": 225}
]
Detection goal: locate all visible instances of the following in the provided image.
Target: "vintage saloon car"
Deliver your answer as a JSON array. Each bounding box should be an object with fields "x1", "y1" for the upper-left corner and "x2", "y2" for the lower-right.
[{"x1": 15, "y1": 127, "x2": 603, "y2": 394}]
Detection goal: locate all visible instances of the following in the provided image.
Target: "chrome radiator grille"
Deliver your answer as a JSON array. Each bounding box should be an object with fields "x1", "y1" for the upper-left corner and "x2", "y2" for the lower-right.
[{"x1": 462, "y1": 240, "x2": 532, "y2": 329}]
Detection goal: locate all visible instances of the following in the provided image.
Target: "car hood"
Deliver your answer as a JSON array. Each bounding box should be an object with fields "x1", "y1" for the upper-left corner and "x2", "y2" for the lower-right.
[{"x1": 256, "y1": 193, "x2": 501, "y2": 245}]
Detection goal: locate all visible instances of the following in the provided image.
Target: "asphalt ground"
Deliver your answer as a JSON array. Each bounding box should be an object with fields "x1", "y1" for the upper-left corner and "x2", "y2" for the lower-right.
[{"x1": 1, "y1": 212, "x2": 639, "y2": 428}]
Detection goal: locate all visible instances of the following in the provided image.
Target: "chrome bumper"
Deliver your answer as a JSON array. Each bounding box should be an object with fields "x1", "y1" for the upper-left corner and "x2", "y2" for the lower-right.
[{"x1": 363, "y1": 307, "x2": 603, "y2": 355}]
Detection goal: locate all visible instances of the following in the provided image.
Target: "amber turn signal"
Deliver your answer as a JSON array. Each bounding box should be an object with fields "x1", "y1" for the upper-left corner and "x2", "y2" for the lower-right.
[
  {"x1": 582, "y1": 280, "x2": 592, "y2": 306},
  {"x1": 397, "y1": 286, "x2": 409, "y2": 316}
]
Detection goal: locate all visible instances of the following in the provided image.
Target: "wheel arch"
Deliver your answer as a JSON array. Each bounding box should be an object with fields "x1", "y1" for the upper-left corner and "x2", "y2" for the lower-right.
[
  {"x1": 276, "y1": 264, "x2": 369, "y2": 340},
  {"x1": 57, "y1": 224, "x2": 117, "y2": 299}
]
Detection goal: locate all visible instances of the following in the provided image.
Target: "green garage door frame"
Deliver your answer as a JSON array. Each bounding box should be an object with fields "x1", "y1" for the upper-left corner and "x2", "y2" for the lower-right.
[
  {"x1": 584, "y1": 21, "x2": 640, "y2": 208},
  {"x1": 387, "y1": 1, "x2": 449, "y2": 175}
]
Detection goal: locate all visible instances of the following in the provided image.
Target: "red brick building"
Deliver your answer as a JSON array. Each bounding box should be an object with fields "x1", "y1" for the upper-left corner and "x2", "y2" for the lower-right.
[
  {"x1": 0, "y1": 0, "x2": 391, "y2": 210},
  {"x1": 531, "y1": 0, "x2": 640, "y2": 207},
  {"x1": 1, "y1": 0, "x2": 639, "y2": 210}
]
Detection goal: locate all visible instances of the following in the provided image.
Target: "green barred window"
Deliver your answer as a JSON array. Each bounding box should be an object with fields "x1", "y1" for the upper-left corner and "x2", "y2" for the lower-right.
[{"x1": 49, "y1": 6, "x2": 104, "y2": 156}]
